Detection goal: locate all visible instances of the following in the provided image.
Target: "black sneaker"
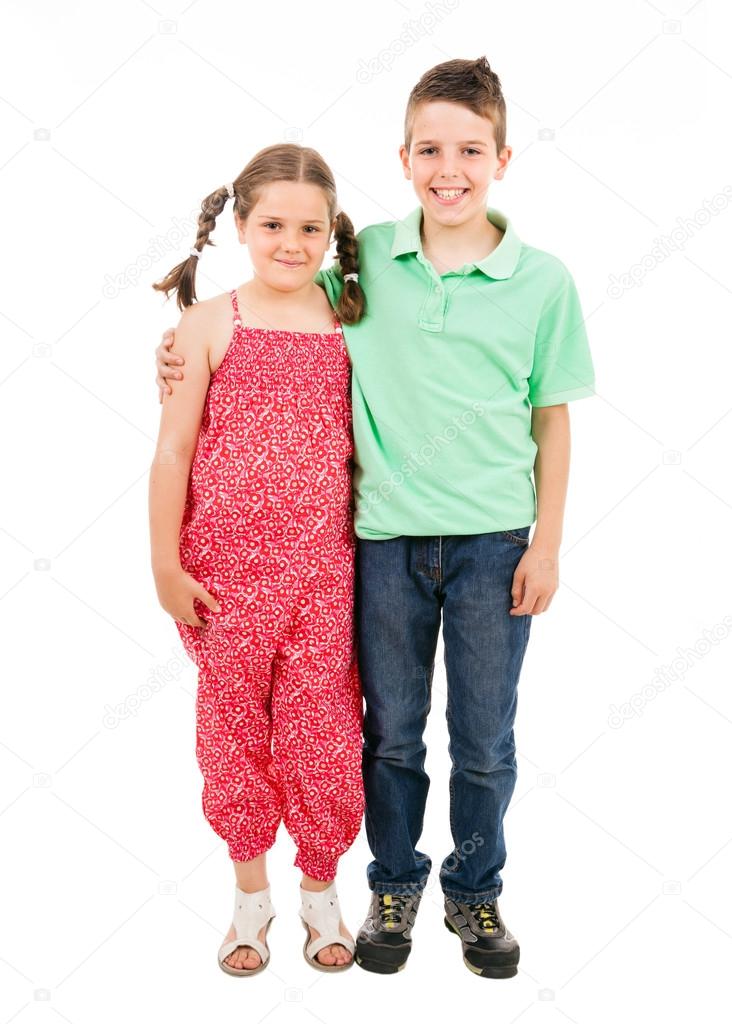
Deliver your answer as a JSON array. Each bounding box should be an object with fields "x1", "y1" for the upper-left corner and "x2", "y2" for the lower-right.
[
  {"x1": 355, "y1": 891, "x2": 422, "y2": 974},
  {"x1": 444, "y1": 897, "x2": 520, "y2": 978}
]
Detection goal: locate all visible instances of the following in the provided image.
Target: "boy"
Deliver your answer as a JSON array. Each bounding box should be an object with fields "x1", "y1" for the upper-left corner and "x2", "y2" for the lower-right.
[{"x1": 154, "y1": 57, "x2": 595, "y2": 979}]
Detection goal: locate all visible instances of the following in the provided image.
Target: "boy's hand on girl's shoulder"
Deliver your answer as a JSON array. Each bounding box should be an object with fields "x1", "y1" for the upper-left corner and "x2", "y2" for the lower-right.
[
  {"x1": 153, "y1": 564, "x2": 221, "y2": 628},
  {"x1": 156, "y1": 328, "x2": 185, "y2": 403},
  {"x1": 509, "y1": 543, "x2": 559, "y2": 616}
]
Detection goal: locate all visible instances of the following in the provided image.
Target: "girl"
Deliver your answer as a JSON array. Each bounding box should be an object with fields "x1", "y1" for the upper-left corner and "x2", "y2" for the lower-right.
[{"x1": 148, "y1": 144, "x2": 366, "y2": 976}]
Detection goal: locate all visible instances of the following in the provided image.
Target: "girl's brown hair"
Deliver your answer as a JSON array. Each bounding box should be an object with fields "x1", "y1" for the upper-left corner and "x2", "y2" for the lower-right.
[
  {"x1": 152, "y1": 143, "x2": 365, "y2": 324},
  {"x1": 404, "y1": 56, "x2": 506, "y2": 156}
]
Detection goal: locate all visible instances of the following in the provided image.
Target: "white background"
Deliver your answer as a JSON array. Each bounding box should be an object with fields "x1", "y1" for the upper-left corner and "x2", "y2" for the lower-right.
[{"x1": 3, "y1": 0, "x2": 732, "y2": 1019}]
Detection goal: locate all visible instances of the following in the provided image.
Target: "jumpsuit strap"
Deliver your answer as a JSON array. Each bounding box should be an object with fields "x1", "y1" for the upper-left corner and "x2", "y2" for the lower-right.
[{"x1": 230, "y1": 288, "x2": 242, "y2": 328}]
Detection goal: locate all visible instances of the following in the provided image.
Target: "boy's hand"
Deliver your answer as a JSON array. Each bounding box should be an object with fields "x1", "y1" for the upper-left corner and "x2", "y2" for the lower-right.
[
  {"x1": 156, "y1": 328, "x2": 185, "y2": 403},
  {"x1": 154, "y1": 565, "x2": 221, "y2": 628},
  {"x1": 509, "y1": 543, "x2": 559, "y2": 615}
]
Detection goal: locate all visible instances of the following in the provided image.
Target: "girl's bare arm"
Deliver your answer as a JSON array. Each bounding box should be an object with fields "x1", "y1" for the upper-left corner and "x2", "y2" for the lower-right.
[{"x1": 149, "y1": 305, "x2": 220, "y2": 625}]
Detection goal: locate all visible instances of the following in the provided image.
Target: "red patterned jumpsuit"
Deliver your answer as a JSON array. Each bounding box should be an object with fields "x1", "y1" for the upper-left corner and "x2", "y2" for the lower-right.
[{"x1": 176, "y1": 288, "x2": 364, "y2": 880}]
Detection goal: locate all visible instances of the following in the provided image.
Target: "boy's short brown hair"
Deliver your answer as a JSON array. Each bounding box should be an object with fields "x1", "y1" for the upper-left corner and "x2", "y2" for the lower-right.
[{"x1": 403, "y1": 56, "x2": 506, "y2": 155}]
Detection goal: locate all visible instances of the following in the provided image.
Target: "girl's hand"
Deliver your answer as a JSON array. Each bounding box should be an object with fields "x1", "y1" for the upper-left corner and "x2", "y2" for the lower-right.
[
  {"x1": 509, "y1": 543, "x2": 559, "y2": 616},
  {"x1": 156, "y1": 329, "x2": 185, "y2": 403},
  {"x1": 154, "y1": 564, "x2": 221, "y2": 627}
]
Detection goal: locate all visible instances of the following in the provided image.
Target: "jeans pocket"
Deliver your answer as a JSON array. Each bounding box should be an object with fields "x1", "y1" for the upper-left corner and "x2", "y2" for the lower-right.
[{"x1": 501, "y1": 529, "x2": 530, "y2": 547}]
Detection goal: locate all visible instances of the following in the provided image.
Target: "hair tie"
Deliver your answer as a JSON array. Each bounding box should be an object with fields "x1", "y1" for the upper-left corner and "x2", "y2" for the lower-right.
[
  {"x1": 225, "y1": 182, "x2": 235, "y2": 199},
  {"x1": 189, "y1": 247, "x2": 201, "y2": 259},
  {"x1": 343, "y1": 272, "x2": 359, "y2": 283}
]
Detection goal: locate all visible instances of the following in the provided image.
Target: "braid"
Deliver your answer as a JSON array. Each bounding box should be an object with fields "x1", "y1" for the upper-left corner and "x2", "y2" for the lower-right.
[
  {"x1": 152, "y1": 186, "x2": 231, "y2": 311},
  {"x1": 333, "y1": 211, "x2": 366, "y2": 325}
]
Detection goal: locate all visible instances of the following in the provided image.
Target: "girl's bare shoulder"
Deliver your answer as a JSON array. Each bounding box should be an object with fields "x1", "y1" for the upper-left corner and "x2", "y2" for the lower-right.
[{"x1": 178, "y1": 291, "x2": 233, "y2": 329}]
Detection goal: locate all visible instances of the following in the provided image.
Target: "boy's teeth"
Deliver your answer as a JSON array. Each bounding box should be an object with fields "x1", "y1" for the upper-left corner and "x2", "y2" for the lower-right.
[{"x1": 433, "y1": 188, "x2": 467, "y2": 199}]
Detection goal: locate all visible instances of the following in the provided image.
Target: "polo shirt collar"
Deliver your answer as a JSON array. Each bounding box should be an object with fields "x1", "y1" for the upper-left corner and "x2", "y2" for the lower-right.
[{"x1": 390, "y1": 205, "x2": 521, "y2": 279}]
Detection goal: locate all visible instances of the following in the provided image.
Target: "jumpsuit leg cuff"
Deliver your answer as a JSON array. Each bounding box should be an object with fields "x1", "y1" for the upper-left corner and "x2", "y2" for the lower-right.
[
  {"x1": 227, "y1": 832, "x2": 278, "y2": 865},
  {"x1": 295, "y1": 847, "x2": 341, "y2": 882}
]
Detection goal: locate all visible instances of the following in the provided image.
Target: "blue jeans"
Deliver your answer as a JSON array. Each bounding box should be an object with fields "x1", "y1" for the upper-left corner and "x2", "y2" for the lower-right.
[{"x1": 355, "y1": 529, "x2": 533, "y2": 903}]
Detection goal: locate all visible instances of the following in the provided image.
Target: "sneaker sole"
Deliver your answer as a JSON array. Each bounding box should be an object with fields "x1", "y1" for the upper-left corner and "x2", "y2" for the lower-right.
[
  {"x1": 355, "y1": 954, "x2": 408, "y2": 974},
  {"x1": 355, "y1": 939, "x2": 411, "y2": 974},
  {"x1": 443, "y1": 917, "x2": 519, "y2": 979}
]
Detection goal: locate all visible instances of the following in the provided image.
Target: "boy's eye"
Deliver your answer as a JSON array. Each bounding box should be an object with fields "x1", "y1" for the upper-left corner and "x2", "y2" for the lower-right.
[
  {"x1": 464, "y1": 148, "x2": 481, "y2": 155},
  {"x1": 418, "y1": 147, "x2": 436, "y2": 155},
  {"x1": 263, "y1": 222, "x2": 281, "y2": 229}
]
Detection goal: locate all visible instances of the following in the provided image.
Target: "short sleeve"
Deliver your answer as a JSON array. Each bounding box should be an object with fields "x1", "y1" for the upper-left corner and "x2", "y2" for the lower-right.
[
  {"x1": 528, "y1": 270, "x2": 596, "y2": 407},
  {"x1": 314, "y1": 263, "x2": 344, "y2": 310}
]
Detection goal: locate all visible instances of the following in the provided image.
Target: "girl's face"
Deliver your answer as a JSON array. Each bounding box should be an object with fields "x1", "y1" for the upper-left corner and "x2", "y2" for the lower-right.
[{"x1": 236, "y1": 180, "x2": 334, "y2": 292}]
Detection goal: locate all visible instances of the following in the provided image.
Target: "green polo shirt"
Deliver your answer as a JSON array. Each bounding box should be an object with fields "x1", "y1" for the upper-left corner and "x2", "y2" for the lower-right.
[{"x1": 316, "y1": 206, "x2": 595, "y2": 541}]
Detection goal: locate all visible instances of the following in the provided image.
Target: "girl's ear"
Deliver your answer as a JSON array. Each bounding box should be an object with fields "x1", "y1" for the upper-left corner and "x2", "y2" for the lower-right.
[{"x1": 235, "y1": 213, "x2": 246, "y2": 244}]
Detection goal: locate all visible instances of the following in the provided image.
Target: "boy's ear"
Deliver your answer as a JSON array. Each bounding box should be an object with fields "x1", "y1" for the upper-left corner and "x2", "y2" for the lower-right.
[
  {"x1": 399, "y1": 144, "x2": 412, "y2": 180},
  {"x1": 494, "y1": 145, "x2": 513, "y2": 182}
]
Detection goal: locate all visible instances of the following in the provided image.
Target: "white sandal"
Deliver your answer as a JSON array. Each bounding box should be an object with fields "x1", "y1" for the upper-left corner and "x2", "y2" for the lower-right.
[
  {"x1": 299, "y1": 882, "x2": 355, "y2": 972},
  {"x1": 218, "y1": 886, "x2": 275, "y2": 977}
]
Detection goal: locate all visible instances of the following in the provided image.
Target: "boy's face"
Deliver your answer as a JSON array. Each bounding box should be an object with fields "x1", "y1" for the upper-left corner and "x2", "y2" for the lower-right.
[
  {"x1": 235, "y1": 181, "x2": 335, "y2": 292},
  {"x1": 399, "y1": 101, "x2": 511, "y2": 228}
]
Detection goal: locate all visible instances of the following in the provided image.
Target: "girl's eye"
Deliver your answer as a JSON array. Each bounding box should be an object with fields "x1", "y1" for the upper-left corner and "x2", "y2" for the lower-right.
[
  {"x1": 303, "y1": 226, "x2": 320, "y2": 234},
  {"x1": 263, "y1": 222, "x2": 280, "y2": 230}
]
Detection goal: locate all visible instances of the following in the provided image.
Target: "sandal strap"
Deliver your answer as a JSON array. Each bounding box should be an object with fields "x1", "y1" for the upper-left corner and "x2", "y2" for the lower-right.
[
  {"x1": 218, "y1": 886, "x2": 275, "y2": 965},
  {"x1": 300, "y1": 883, "x2": 355, "y2": 958}
]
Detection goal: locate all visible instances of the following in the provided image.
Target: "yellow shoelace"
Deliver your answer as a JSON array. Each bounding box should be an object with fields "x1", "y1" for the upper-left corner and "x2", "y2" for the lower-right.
[{"x1": 469, "y1": 903, "x2": 499, "y2": 932}]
